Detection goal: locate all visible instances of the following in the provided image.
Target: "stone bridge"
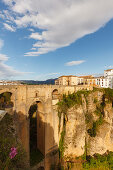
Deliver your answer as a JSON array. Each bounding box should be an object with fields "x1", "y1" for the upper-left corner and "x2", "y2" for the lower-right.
[{"x1": 0, "y1": 84, "x2": 92, "y2": 169}]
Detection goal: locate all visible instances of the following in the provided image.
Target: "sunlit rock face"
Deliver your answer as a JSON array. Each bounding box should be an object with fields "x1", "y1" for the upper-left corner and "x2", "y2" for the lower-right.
[{"x1": 63, "y1": 91, "x2": 113, "y2": 159}]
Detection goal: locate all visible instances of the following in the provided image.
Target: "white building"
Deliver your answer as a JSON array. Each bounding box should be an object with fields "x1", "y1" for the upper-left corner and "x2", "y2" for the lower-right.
[
  {"x1": 104, "y1": 69, "x2": 113, "y2": 77},
  {"x1": 104, "y1": 69, "x2": 113, "y2": 88},
  {"x1": 96, "y1": 69, "x2": 113, "y2": 89},
  {"x1": 96, "y1": 77, "x2": 109, "y2": 88},
  {"x1": 0, "y1": 80, "x2": 21, "y2": 85}
]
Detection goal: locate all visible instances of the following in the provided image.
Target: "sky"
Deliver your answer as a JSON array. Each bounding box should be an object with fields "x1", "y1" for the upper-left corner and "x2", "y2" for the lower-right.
[{"x1": 0, "y1": 0, "x2": 113, "y2": 80}]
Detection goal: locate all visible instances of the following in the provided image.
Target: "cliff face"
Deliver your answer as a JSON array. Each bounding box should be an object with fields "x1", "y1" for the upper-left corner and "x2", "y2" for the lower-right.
[{"x1": 61, "y1": 90, "x2": 113, "y2": 159}]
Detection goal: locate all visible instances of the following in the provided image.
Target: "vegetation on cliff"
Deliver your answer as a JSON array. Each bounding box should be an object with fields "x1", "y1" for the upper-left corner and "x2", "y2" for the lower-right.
[
  {"x1": 83, "y1": 151, "x2": 113, "y2": 170},
  {"x1": 57, "y1": 90, "x2": 90, "y2": 160},
  {"x1": 87, "y1": 97, "x2": 105, "y2": 137},
  {"x1": 0, "y1": 113, "x2": 28, "y2": 170},
  {"x1": 57, "y1": 88, "x2": 113, "y2": 169},
  {"x1": 57, "y1": 90, "x2": 90, "y2": 127},
  {"x1": 58, "y1": 88, "x2": 113, "y2": 139}
]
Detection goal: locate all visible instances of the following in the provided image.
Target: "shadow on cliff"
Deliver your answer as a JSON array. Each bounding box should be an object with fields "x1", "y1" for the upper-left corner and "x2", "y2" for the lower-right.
[{"x1": 13, "y1": 110, "x2": 59, "y2": 170}]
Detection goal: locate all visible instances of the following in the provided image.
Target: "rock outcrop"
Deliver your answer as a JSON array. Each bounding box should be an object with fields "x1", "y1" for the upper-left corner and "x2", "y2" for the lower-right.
[{"x1": 60, "y1": 90, "x2": 113, "y2": 159}]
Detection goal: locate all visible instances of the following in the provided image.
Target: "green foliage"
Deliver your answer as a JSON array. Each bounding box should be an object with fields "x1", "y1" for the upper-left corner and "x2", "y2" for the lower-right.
[
  {"x1": 59, "y1": 129, "x2": 65, "y2": 159},
  {"x1": 104, "y1": 88, "x2": 113, "y2": 102},
  {"x1": 57, "y1": 90, "x2": 91, "y2": 119},
  {"x1": 87, "y1": 114, "x2": 104, "y2": 137},
  {"x1": 66, "y1": 162, "x2": 74, "y2": 169},
  {"x1": 85, "y1": 114, "x2": 93, "y2": 124},
  {"x1": 87, "y1": 122, "x2": 97, "y2": 137},
  {"x1": 88, "y1": 95, "x2": 105, "y2": 137},
  {"x1": 0, "y1": 113, "x2": 28, "y2": 170},
  {"x1": 94, "y1": 98, "x2": 98, "y2": 103},
  {"x1": 82, "y1": 152, "x2": 113, "y2": 170}
]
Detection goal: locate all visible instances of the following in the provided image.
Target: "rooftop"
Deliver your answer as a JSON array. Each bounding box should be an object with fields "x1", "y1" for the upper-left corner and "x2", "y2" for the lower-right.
[
  {"x1": 104, "y1": 69, "x2": 113, "y2": 71},
  {"x1": 79, "y1": 75, "x2": 94, "y2": 79},
  {"x1": 59, "y1": 75, "x2": 77, "y2": 78}
]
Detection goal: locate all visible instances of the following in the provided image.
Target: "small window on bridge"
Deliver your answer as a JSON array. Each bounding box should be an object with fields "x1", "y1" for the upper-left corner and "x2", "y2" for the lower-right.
[{"x1": 35, "y1": 91, "x2": 39, "y2": 97}]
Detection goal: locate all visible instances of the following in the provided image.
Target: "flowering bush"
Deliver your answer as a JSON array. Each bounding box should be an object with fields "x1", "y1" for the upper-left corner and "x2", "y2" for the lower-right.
[{"x1": 9, "y1": 147, "x2": 17, "y2": 159}]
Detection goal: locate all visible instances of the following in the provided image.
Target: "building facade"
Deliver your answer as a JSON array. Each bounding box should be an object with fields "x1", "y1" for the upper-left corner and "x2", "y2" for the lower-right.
[
  {"x1": 78, "y1": 75, "x2": 97, "y2": 86},
  {"x1": 104, "y1": 69, "x2": 113, "y2": 88},
  {"x1": 55, "y1": 75, "x2": 78, "y2": 86},
  {"x1": 96, "y1": 77, "x2": 109, "y2": 88},
  {"x1": 95, "y1": 69, "x2": 113, "y2": 89},
  {"x1": 55, "y1": 75, "x2": 97, "y2": 87},
  {"x1": 55, "y1": 69, "x2": 113, "y2": 89}
]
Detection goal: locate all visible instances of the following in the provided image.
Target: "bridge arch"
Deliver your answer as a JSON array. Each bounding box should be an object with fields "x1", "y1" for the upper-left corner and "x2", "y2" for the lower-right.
[
  {"x1": 28, "y1": 99, "x2": 45, "y2": 166},
  {"x1": 0, "y1": 91, "x2": 14, "y2": 111},
  {"x1": 0, "y1": 88, "x2": 15, "y2": 100}
]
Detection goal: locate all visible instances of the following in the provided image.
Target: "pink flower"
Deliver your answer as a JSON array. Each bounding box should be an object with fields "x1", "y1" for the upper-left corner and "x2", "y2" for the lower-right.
[{"x1": 9, "y1": 147, "x2": 17, "y2": 159}]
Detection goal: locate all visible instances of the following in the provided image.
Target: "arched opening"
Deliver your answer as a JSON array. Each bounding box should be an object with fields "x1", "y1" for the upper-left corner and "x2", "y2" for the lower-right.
[
  {"x1": 52, "y1": 89, "x2": 59, "y2": 100},
  {"x1": 29, "y1": 101, "x2": 45, "y2": 167},
  {"x1": 0, "y1": 92, "x2": 13, "y2": 111}
]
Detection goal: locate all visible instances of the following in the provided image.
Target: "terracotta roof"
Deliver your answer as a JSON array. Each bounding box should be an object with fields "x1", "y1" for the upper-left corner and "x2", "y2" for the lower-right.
[
  {"x1": 79, "y1": 75, "x2": 94, "y2": 79},
  {"x1": 104, "y1": 69, "x2": 113, "y2": 71},
  {"x1": 59, "y1": 75, "x2": 77, "y2": 78},
  {"x1": 96, "y1": 76, "x2": 105, "y2": 79}
]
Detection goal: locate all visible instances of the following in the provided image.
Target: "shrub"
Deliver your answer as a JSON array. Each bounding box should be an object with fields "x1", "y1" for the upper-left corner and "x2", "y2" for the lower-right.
[
  {"x1": 82, "y1": 152, "x2": 113, "y2": 169},
  {"x1": 59, "y1": 129, "x2": 65, "y2": 159},
  {"x1": 104, "y1": 88, "x2": 113, "y2": 102},
  {"x1": 0, "y1": 113, "x2": 28, "y2": 170},
  {"x1": 94, "y1": 98, "x2": 98, "y2": 103}
]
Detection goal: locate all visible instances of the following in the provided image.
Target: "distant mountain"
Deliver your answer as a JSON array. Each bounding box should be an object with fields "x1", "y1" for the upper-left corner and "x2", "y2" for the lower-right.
[{"x1": 20, "y1": 78, "x2": 57, "y2": 85}]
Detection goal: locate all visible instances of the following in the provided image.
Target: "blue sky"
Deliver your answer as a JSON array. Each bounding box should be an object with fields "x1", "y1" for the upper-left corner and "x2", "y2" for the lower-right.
[{"x1": 0, "y1": 0, "x2": 113, "y2": 80}]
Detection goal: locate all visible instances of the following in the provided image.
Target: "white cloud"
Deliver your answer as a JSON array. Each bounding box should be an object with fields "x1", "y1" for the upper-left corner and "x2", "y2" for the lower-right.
[
  {"x1": 105, "y1": 65, "x2": 113, "y2": 69},
  {"x1": 0, "y1": 39, "x2": 4, "y2": 50},
  {"x1": 0, "y1": 54, "x2": 9, "y2": 61},
  {"x1": 29, "y1": 32, "x2": 43, "y2": 40},
  {"x1": 3, "y1": 23, "x2": 16, "y2": 32},
  {"x1": 28, "y1": 28, "x2": 34, "y2": 32},
  {"x1": 31, "y1": 47, "x2": 36, "y2": 50},
  {"x1": 46, "y1": 73, "x2": 60, "y2": 76},
  {"x1": 0, "y1": 53, "x2": 26, "y2": 78},
  {"x1": 0, "y1": 43, "x2": 30, "y2": 78},
  {"x1": 2, "y1": 0, "x2": 113, "y2": 56},
  {"x1": 65, "y1": 60, "x2": 86, "y2": 66}
]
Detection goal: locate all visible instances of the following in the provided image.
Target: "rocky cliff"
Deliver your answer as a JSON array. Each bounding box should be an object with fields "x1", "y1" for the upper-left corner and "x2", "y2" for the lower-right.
[{"x1": 58, "y1": 88, "x2": 113, "y2": 160}]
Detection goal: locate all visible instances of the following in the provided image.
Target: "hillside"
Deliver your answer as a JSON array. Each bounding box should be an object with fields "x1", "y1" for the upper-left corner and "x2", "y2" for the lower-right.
[{"x1": 20, "y1": 78, "x2": 57, "y2": 85}]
